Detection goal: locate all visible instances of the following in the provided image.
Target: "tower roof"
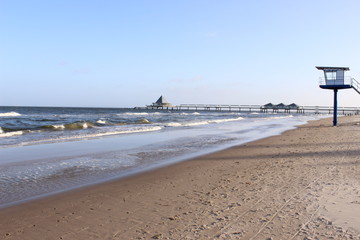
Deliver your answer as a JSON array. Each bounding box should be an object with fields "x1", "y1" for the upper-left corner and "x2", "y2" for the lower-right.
[
  {"x1": 155, "y1": 96, "x2": 169, "y2": 104},
  {"x1": 315, "y1": 66, "x2": 350, "y2": 71}
]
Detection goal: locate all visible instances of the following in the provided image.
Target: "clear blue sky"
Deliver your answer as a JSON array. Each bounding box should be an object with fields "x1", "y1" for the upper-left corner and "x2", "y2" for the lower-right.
[{"x1": 1, "y1": 0, "x2": 360, "y2": 107}]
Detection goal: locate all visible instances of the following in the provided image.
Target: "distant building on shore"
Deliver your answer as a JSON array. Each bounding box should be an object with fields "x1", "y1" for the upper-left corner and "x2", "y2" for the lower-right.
[{"x1": 147, "y1": 96, "x2": 172, "y2": 108}]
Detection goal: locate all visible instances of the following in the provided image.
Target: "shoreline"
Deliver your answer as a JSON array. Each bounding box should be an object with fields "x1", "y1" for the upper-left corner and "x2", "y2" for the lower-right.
[
  {"x1": 0, "y1": 114, "x2": 317, "y2": 208},
  {"x1": 1, "y1": 116, "x2": 359, "y2": 239}
]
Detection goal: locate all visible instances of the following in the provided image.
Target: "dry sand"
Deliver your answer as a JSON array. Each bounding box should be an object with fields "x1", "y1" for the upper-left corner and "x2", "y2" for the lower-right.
[{"x1": 0, "y1": 116, "x2": 359, "y2": 240}]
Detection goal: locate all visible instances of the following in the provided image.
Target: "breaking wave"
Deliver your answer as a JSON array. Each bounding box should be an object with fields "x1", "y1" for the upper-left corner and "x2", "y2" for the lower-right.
[
  {"x1": 165, "y1": 117, "x2": 244, "y2": 127},
  {"x1": 0, "y1": 126, "x2": 26, "y2": 137},
  {"x1": 267, "y1": 115, "x2": 294, "y2": 119},
  {"x1": 41, "y1": 122, "x2": 94, "y2": 131},
  {"x1": 180, "y1": 112, "x2": 200, "y2": 115},
  {"x1": 122, "y1": 112, "x2": 149, "y2": 116},
  {"x1": 0, "y1": 130, "x2": 23, "y2": 138},
  {"x1": 137, "y1": 118, "x2": 151, "y2": 124},
  {"x1": 0, "y1": 118, "x2": 155, "y2": 138},
  {"x1": 0, "y1": 112, "x2": 21, "y2": 117},
  {"x1": 22, "y1": 126, "x2": 163, "y2": 145},
  {"x1": 210, "y1": 117, "x2": 244, "y2": 123},
  {"x1": 96, "y1": 120, "x2": 107, "y2": 125},
  {"x1": 86, "y1": 126, "x2": 162, "y2": 137},
  {"x1": 165, "y1": 122, "x2": 182, "y2": 127}
]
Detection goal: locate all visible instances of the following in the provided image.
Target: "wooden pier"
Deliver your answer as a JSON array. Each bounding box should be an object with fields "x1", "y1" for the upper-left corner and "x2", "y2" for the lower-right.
[{"x1": 136, "y1": 104, "x2": 360, "y2": 115}]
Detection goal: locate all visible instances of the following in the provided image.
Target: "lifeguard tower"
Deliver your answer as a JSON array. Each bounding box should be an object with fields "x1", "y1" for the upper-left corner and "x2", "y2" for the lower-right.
[{"x1": 316, "y1": 66, "x2": 360, "y2": 126}]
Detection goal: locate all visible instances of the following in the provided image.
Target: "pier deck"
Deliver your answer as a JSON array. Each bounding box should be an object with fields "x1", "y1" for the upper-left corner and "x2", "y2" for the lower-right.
[{"x1": 136, "y1": 104, "x2": 360, "y2": 115}]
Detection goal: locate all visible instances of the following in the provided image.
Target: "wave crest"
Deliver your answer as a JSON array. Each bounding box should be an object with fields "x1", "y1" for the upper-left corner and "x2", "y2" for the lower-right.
[
  {"x1": 96, "y1": 120, "x2": 107, "y2": 125},
  {"x1": 137, "y1": 118, "x2": 151, "y2": 124},
  {"x1": 0, "y1": 112, "x2": 21, "y2": 117},
  {"x1": 122, "y1": 112, "x2": 149, "y2": 116},
  {"x1": 0, "y1": 130, "x2": 23, "y2": 138},
  {"x1": 166, "y1": 117, "x2": 244, "y2": 127},
  {"x1": 41, "y1": 122, "x2": 94, "y2": 131}
]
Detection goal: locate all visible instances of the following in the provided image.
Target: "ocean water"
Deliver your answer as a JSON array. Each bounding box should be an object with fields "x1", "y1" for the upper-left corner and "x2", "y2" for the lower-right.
[{"x1": 0, "y1": 106, "x2": 325, "y2": 207}]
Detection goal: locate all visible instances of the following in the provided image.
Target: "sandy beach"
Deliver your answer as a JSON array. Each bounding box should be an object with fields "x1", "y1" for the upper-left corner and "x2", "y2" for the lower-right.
[{"x1": 0, "y1": 116, "x2": 359, "y2": 240}]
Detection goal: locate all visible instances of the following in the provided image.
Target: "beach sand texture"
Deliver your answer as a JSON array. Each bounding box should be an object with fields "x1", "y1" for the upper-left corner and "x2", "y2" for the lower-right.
[{"x1": 0, "y1": 116, "x2": 359, "y2": 240}]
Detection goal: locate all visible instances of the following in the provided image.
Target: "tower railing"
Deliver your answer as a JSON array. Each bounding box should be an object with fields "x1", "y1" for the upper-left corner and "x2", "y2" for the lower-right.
[
  {"x1": 318, "y1": 76, "x2": 353, "y2": 86},
  {"x1": 318, "y1": 76, "x2": 360, "y2": 93}
]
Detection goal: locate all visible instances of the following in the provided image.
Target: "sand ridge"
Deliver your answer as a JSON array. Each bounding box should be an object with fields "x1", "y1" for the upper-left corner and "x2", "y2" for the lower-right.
[{"x1": 0, "y1": 116, "x2": 359, "y2": 239}]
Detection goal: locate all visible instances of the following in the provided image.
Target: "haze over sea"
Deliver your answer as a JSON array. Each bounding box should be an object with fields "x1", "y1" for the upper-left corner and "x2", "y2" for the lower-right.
[{"x1": 0, "y1": 106, "x2": 325, "y2": 207}]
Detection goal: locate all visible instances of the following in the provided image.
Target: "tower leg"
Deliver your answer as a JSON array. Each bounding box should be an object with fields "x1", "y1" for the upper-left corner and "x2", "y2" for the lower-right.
[{"x1": 333, "y1": 89, "x2": 338, "y2": 126}]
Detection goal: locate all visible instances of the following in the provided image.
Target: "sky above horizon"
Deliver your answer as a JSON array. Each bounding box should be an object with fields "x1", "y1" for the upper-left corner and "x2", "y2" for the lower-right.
[{"x1": 1, "y1": 0, "x2": 360, "y2": 108}]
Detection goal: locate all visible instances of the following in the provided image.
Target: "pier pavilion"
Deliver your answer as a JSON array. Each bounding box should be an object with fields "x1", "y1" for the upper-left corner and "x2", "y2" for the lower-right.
[{"x1": 146, "y1": 96, "x2": 172, "y2": 109}]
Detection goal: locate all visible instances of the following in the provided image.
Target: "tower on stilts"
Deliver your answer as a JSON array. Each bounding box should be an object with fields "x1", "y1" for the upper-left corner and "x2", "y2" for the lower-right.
[{"x1": 316, "y1": 66, "x2": 360, "y2": 126}]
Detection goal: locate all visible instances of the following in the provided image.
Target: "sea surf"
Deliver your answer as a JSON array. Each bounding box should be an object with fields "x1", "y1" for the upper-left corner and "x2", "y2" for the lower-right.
[{"x1": 0, "y1": 106, "x2": 326, "y2": 207}]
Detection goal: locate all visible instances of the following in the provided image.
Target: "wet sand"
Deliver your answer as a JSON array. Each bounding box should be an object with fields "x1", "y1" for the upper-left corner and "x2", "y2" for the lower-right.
[{"x1": 0, "y1": 116, "x2": 359, "y2": 239}]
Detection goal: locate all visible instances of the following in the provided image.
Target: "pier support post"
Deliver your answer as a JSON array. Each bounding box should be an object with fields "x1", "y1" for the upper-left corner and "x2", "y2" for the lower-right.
[{"x1": 333, "y1": 89, "x2": 338, "y2": 126}]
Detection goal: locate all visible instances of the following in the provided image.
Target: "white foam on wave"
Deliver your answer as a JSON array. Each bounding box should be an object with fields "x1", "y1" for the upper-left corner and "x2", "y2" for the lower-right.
[
  {"x1": 47, "y1": 122, "x2": 91, "y2": 130},
  {"x1": 209, "y1": 117, "x2": 244, "y2": 123},
  {"x1": 166, "y1": 117, "x2": 244, "y2": 127},
  {"x1": 122, "y1": 112, "x2": 149, "y2": 116},
  {"x1": 266, "y1": 115, "x2": 294, "y2": 120},
  {"x1": 165, "y1": 120, "x2": 209, "y2": 127},
  {"x1": 180, "y1": 112, "x2": 200, "y2": 116},
  {"x1": 17, "y1": 126, "x2": 163, "y2": 146},
  {"x1": 0, "y1": 112, "x2": 21, "y2": 117},
  {"x1": 184, "y1": 121, "x2": 209, "y2": 126},
  {"x1": 64, "y1": 122, "x2": 93, "y2": 130},
  {"x1": 0, "y1": 131, "x2": 23, "y2": 138},
  {"x1": 0, "y1": 127, "x2": 3, "y2": 133},
  {"x1": 165, "y1": 122, "x2": 182, "y2": 127},
  {"x1": 139, "y1": 118, "x2": 150, "y2": 124},
  {"x1": 88, "y1": 126, "x2": 162, "y2": 137},
  {"x1": 52, "y1": 125, "x2": 66, "y2": 130},
  {"x1": 96, "y1": 120, "x2": 107, "y2": 125}
]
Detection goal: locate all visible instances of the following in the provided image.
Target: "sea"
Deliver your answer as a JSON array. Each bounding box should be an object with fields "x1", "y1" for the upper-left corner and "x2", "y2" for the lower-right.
[{"x1": 0, "y1": 106, "x2": 325, "y2": 207}]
